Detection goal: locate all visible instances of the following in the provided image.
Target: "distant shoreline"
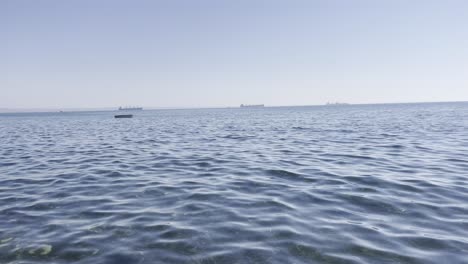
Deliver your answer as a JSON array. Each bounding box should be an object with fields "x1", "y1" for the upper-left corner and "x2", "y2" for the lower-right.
[{"x1": 0, "y1": 101, "x2": 467, "y2": 114}]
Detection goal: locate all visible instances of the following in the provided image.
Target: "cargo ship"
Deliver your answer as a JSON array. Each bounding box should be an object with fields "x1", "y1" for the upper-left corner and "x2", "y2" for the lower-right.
[
  {"x1": 240, "y1": 104, "x2": 264, "y2": 108},
  {"x1": 118, "y1": 106, "x2": 143, "y2": 111},
  {"x1": 325, "y1": 102, "x2": 349, "y2": 106}
]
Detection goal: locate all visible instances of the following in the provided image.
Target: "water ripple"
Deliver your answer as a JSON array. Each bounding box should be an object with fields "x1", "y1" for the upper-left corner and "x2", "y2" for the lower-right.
[{"x1": 1, "y1": 103, "x2": 468, "y2": 263}]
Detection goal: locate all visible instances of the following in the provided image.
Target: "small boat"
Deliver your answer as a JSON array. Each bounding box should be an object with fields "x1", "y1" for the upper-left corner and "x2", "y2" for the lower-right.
[{"x1": 114, "y1": 114, "x2": 133, "y2": 118}]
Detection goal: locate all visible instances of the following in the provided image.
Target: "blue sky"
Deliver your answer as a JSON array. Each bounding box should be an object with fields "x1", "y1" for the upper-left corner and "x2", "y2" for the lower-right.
[{"x1": 1, "y1": 0, "x2": 467, "y2": 108}]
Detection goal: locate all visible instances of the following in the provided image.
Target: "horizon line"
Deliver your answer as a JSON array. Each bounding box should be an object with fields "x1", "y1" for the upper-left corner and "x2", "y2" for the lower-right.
[{"x1": 1, "y1": 100, "x2": 467, "y2": 114}]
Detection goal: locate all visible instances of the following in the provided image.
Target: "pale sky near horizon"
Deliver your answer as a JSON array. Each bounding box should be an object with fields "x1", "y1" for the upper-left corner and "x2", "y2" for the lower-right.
[{"x1": 1, "y1": 0, "x2": 467, "y2": 108}]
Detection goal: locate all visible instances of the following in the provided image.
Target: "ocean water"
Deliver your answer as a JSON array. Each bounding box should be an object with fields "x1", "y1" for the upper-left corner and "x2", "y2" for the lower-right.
[{"x1": 1, "y1": 103, "x2": 467, "y2": 264}]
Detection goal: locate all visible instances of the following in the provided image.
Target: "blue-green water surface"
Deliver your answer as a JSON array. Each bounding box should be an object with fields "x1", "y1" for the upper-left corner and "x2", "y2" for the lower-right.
[{"x1": 1, "y1": 103, "x2": 467, "y2": 263}]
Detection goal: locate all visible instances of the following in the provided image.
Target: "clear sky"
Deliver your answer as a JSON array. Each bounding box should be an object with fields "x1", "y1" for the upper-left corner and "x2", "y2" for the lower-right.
[{"x1": 1, "y1": 0, "x2": 467, "y2": 108}]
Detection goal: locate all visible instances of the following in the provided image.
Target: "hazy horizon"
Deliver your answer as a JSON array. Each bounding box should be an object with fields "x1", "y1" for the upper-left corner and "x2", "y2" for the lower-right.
[
  {"x1": 2, "y1": 0, "x2": 468, "y2": 108},
  {"x1": 2, "y1": 99, "x2": 468, "y2": 111},
  {"x1": 1, "y1": 100, "x2": 468, "y2": 113}
]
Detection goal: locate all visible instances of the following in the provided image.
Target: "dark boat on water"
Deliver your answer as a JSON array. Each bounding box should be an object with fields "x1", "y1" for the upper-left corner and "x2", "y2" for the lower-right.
[{"x1": 114, "y1": 114, "x2": 133, "y2": 118}]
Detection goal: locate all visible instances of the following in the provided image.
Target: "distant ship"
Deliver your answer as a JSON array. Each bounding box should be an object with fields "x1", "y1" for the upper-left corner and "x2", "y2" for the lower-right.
[
  {"x1": 326, "y1": 102, "x2": 349, "y2": 106},
  {"x1": 118, "y1": 106, "x2": 143, "y2": 111},
  {"x1": 240, "y1": 104, "x2": 265, "y2": 108}
]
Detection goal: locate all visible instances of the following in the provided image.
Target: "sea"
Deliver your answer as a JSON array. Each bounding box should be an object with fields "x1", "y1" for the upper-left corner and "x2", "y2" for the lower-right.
[{"x1": 1, "y1": 102, "x2": 467, "y2": 264}]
